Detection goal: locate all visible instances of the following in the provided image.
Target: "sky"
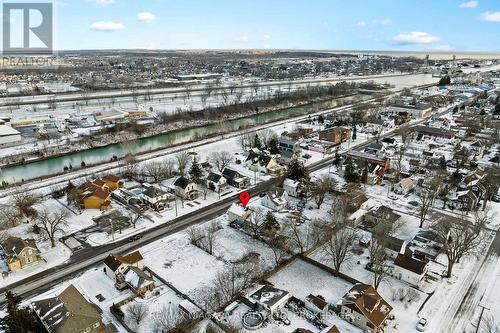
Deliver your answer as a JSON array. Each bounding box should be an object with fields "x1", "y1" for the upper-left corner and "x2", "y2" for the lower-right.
[{"x1": 6, "y1": 0, "x2": 500, "y2": 51}]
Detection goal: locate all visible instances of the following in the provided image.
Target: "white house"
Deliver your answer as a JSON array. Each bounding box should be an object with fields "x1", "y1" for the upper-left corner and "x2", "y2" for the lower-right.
[
  {"x1": 141, "y1": 185, "x2": 172, "y2": 211},
  {"x1": 206, "y1": 172, "x2": 227, "y2": 193},
  {"x1": 283, "y1": 178, "x2": 301, "y2": 197},
  {"x1": 261, "y1": 187, "x2": 288, "y2": 211},
  {"x1": 103, "y1": 251, "x2": 144, "y2": 283},
  {"x1": 170, "y1": 176, "x2": 197, "y2": 200},
  {"x1": 227, "y1": 203, "x2": 252, "y2": 225}
]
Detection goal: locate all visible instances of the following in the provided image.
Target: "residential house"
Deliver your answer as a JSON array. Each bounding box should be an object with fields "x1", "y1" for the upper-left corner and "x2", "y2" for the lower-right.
[
  {"x1": 345, "y1": 150, "x2": 391, "y2": 185},
  {"x1": 318, "y1": 126, "x2": 351, "y2": 144},
  {"x1": 103, "y1": 251, "x2": 144, "y2": 284},
  {"x1": 338, "y1": 283, "x2": 393, "y2": 333},
  {"x1": 77, "y1": 181, "x2": 112, "y2": 211},
  {"x1": 32, "y1": 284, "x2": 107, "y2": 333},
  {"x1": 394, "y1": 178, "x2": 414, "y2": 195},
  {"x1": 283, "y1": 178, "x2": 302, "y2": 197},
  {"x1": 261, "y1": 187, "x2": 288, "y2": 211},
  {"x1": 222, "y1": 168, "x2": 251, "y2": 189},
  {"x1": 319, "y1": 327, "x2": 341, "y2": 333},
  {"x1": 413, "y1": 125, "x2": 455, "y2": 144},
  {"x1": 383, "y1": 236, "x2": 412, "y2": 259},
  {"x1": 1, "y1": 237, "x2": 42, "y2": 272},
  {"x1": 279, "y1": 135, "x2": 302, "y2": 163},
  {"x1": 227, "y1": 203, "x2": 252, "y2": 225},
  {"x1": 243, "y1": 284, "x2": 292, "y2": 315},
  {"x1": 467, "y1": 140, "x2": 485, "y2": 157},
  {"x1": 141, "y1": 185, "x2": 172, "y2": 211},
  {"x1": 102, "y1": 175, "x2": 123, "y2": 191},
  {"x1": 363, "y1": 205, "x2": 401, "y2": 230},
  {"x1": 364, "y1": 143, "x2": 385, "y2": 157},
  {"x1": 121, "y1": 266, "x2": 155, "y2": 296},
  {"x1": 170, "y1": 176, "x2": 197, "y2": 200},
  {"x1": 245, "y1": 150, "x2": 285, "y2": 176},
  {"x1": 448, "y1": 190, "x2": 479, "y2": 211},
  {"x1": 345, "y1": 186, "x2": 369, "y2": 214},
  {"x1": 305, "y1": 294, "x2": 330, "y2": 316},
  {"x1": 206, "y1": 172, "x2": 227, "y2": 193},
  {"x1": 388, "y1": 244, "x2": 428, "y2": 287}
]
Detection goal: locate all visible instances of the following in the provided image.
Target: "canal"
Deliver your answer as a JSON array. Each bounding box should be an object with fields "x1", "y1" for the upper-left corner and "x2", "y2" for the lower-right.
[{"x1": 0, "y1": 73, "x2": 442, "y2": 183}]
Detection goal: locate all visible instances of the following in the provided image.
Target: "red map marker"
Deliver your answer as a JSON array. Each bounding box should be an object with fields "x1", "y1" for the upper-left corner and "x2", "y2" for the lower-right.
[{"x1": 240, "y1": 191, "x2": 251, "y2": 208}]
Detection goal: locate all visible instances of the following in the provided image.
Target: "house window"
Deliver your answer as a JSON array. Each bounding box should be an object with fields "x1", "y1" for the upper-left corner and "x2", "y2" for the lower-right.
[{"x1": 93, "y1": 322, "x2": 100, "y2": 328}]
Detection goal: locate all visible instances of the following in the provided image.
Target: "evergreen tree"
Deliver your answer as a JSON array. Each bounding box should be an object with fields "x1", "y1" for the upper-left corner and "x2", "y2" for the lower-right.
[
  {"x1": 438, "y1": 76, "x2": 451, "y2": 86},
  {"x1": 286, "y1": 158, "x2": 309, "y2": 182},
  {"x1": 0, "y1": 291, "x2": 38, "y2": 333},
  {"x1": 262, "y1": 212, "x2": 280, "y2": 237},
  {"x1": 189, "y1": 157, "x2": 203, "y2": 184},
  {"x1": 253, "y1": 134, "x2": 262, "y2": 149},
  {"x1": 268, "y1": 136, "x2": 279, "y2": 154},
  {"x1": 344, "y1": 158, "x2": 361, "y2": 183}
]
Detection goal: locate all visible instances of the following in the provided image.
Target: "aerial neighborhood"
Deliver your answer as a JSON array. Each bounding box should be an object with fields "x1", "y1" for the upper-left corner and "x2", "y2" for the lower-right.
[{"x1": 0, "y1": 47, "x2": 499, "y2": 333}]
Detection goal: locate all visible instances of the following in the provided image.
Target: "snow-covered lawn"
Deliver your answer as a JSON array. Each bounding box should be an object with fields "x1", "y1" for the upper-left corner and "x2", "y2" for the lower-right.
[{"x1": 309, "y1": 244, "x2": 429, "y2": 333}]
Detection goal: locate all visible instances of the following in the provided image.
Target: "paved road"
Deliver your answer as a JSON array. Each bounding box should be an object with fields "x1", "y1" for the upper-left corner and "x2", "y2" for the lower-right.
[{"x1": 445, "y1": 228, "x2": 500, "y2": 333}]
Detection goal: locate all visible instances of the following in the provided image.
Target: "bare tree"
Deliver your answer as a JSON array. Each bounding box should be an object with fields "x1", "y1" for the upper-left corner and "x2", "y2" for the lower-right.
[
  {"x1": 153, "y1": 305, "x2": 185, "y2": 332},
  {"x1": 311, "y1": 175, "x2": 336, "y2": 208},
  {"x1": 209, "y1": 151, "x2": 233, "y2": 172},
  {"x1": 393, "y1": 143, "x2": 408, "y2": 181},
  {"x1": 322, "y1": 221, "x2": 357, "y2": 276},
  {"x1": 267, "y1": 235, "x2": 288, "y2": 268},
  {"x1": 482, "y1": 166, "x2": 500, "y2": 210},
  {"x1": 247, "y1": 208, "x2": 265, "y2": 238},
  {"x1": 141, "y1": 161, "x2": 169, "y2": 183},
  {"x1": 127, "y1": 303, "x2": 148, "y2": 325},
  {"x1": 372, "y1": 257, "x2": 390, "y2": 290},
  {"x1": 127, "y1": 209, "x2": 144, "y2": 229},
  {"x1": 283, "y1": 215, "x2": 317, "y2": 254},
  {"x1": 185, "y1": 226, "x2": 203, "y2": 247},
  {"x1": 418, "y1": 189, "x2": 435, "y2": 228},
  {"x1": 36, "y1": 209, "x2": 69, "y2": 247},
  {"x1": 120, "y1": 154, "x2": 139, "y2": 180},
  {"x1": 175, "y1": 151, "x2": 190, "y2": 176},
  {"x1": 10, "y1": 190, "x2": 41, "y2": 220},
  {"x1": 433, "y1": 211, "x2": 487, "y2": 278},
  {"x1": 0, "y1": 204, "x2": 20, "y2": 229},
  {"x1": 200, "y1": 221, "x2": 219, "y2": 255}
]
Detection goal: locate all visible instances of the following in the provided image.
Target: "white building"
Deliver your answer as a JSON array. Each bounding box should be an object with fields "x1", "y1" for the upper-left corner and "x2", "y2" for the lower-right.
[
  {"x1": 261, "y1": 187, "x2": 288, "y2": 211},
  {"x1": 0, "y1": 125, "x2": 21, "y2": 145},
  {"x1": 283, "y1": 178, "x2": 301, "y2": 197}
]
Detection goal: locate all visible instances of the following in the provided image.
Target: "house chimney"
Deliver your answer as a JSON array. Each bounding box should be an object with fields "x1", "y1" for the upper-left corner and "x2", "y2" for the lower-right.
[{"x1": 399, "y1": 241, "x2": 407, "y2": 255}]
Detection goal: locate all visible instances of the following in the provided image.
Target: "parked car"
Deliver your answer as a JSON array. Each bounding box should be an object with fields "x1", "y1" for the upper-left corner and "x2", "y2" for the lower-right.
[
  {"x1": 128, "y1": 234, "x2": 143, "y2": 242},
  {"x1": 416, "y1": 318, "x2": 427, "y2": 331}
]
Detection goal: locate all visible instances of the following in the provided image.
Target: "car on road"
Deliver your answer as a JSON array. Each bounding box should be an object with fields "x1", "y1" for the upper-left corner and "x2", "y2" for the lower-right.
[
  {"x1": 388, "y1": 194, "x2": 398, "y2": 200},
  {"x1": 128, "y1": 234, "x2": 143, "y2": 242},
  {"x1": 408, "y1": 201, "x2": 420, "y2": 207},
  {"x1": 416, "y1": 318, "x2": 427, "y2": 331}
]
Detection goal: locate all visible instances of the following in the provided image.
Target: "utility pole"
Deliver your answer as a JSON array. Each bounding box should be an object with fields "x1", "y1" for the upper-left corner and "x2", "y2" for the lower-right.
[{"x1": 475, "y1": 304, "x2": 490, "y2": 333}]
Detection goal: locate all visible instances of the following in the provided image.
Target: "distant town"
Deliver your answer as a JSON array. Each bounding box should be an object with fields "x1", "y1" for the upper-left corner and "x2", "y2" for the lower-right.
[{"x1": 0, "y1": 49, "x2": 499, "y2": 333}]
